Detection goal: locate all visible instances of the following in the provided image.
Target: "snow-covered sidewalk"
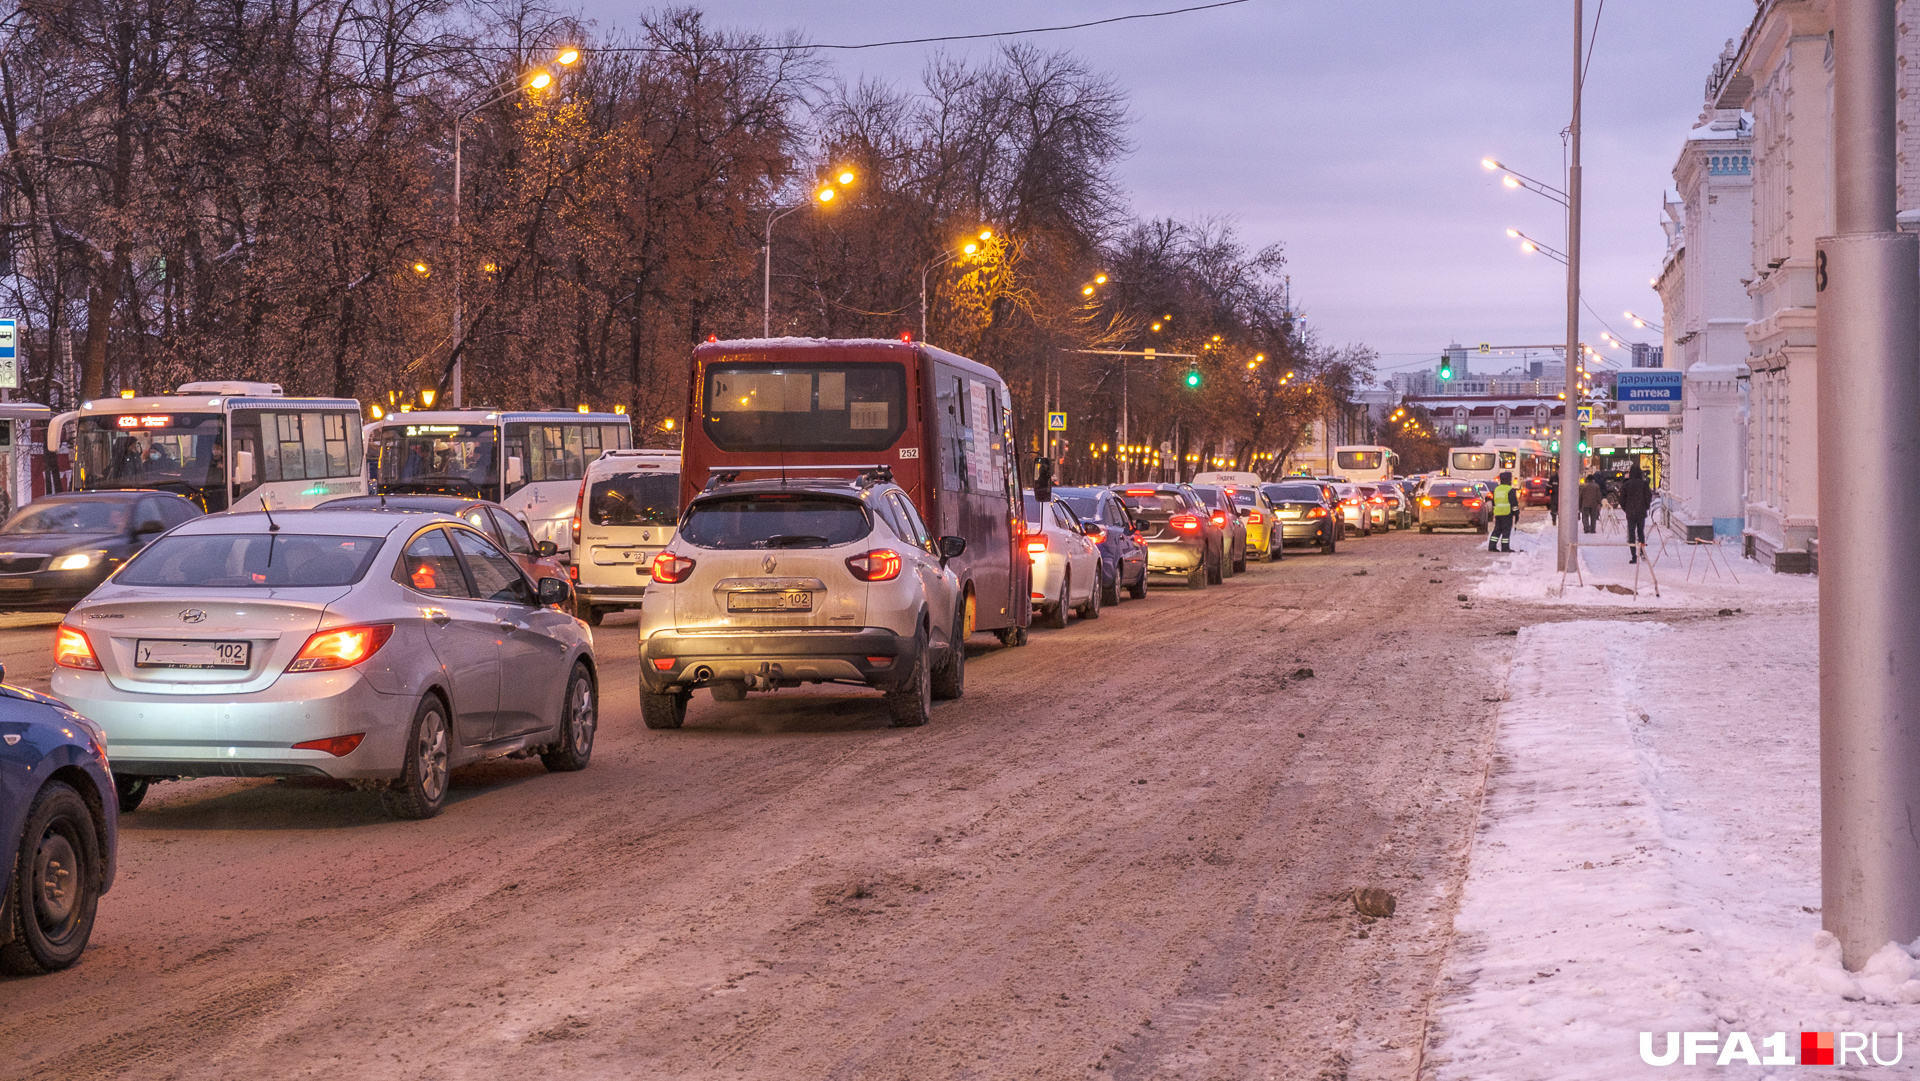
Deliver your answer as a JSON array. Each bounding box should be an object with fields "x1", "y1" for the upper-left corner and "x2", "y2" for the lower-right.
[{"x1": 1427, "y1": 524, "x2": 1920, "y2": 1078}]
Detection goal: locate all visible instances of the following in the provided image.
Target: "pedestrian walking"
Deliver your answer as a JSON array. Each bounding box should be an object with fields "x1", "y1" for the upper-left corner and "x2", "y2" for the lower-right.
[
  {"x1": 1488, "y1": 471, "x2": 1517, "y2": 553},
  {"x1": 1578, "y1": 474, "x2": 1603, "y2": 534},
  {"x1": 1544, "y1": 473, "x2": 1560, "y2": 526},
  {"x1": 1618, "y1": 464, "x2": 1653, "y2": 562}
]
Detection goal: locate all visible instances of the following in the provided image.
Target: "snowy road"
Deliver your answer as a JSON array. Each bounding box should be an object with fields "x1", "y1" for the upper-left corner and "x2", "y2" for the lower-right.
[{"x1": 3, "y1": 529, "x2": 1525, "y2": 1080}]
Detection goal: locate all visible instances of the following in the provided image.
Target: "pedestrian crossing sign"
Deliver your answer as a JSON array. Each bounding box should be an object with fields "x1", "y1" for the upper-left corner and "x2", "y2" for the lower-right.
[
  {"x1": 1047, "y1": 412, "x2": 1066, "y2": 431},
  {"x1": 1577, "y1": 405, "x2": 1592, "y2": 426}
]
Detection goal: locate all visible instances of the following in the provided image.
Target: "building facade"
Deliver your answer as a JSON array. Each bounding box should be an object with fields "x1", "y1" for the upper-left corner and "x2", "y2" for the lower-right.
[{"x1": 1655, "y1": 40, "x2": 1754, "y2": 543}]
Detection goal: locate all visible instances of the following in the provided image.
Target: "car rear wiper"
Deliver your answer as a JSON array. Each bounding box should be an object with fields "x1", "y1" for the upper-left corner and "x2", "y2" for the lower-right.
[{"x1": 761, "y1": 534, "x2": 830, "y2": 548}]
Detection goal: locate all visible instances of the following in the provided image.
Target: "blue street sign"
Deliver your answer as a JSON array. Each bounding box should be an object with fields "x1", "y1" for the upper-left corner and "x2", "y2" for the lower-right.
[
  {"x1": 0, "y1": 319, "x2": 16, "y2": 390},
  {"x1": 1615, "y1": 370, "x2": 1682, "y2": 403}
]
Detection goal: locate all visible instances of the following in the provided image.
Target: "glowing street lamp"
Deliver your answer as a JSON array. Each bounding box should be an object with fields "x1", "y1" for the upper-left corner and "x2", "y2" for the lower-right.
[
  {"x1": 921, "y1": 228, "x2": 996, "y2": 341},
  {"x1": 765, "y1": 169, "x2": 858, "y2": 335}
]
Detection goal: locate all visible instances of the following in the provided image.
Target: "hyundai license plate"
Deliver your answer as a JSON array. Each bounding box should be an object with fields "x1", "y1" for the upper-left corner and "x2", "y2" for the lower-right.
[
  {"x1": 135, "y1": 640, "x2": 250, "y2": 669},
  {"x1": 729, "y1": 590, "x2": 813, "y2": 613}
]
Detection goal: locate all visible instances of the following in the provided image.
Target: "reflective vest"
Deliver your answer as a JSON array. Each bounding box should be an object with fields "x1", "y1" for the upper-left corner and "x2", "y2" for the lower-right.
[{"x1": 1492, "y1": 484, "x2": 1516, "y2": 516}]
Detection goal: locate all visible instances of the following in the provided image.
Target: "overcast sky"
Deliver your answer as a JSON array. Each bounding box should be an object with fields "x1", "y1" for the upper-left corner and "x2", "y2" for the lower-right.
[{"x1": 571, "y1": 0, "x2": 1758, "y2": 380}]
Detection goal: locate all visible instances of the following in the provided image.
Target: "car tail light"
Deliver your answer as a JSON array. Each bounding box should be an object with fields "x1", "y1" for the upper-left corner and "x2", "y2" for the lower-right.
[
  {"x1": 652, "y1": 658, "x2": 675, "y2": 671},
  {"x1": 866, "y1": 656, "x2": 894, "y2": 667},
  {"x1": 1420, "y1": 497, "x2": 1434, "y2": 507},
  {"x1": 846, "y1": 549, "x2": 903, "y2": 581},
  {"x1": 1246, "y1": 511, "x2": 1263, "y2": 525},
  {"x1": 571, "y1": 479, "x2": 586, "y2": 546},
  {"x1": 1026, "y1": 533, "x2": 1049, "y2": 554},
  {"x1": 1122, "y1": 488, "x2": 1158, "y2": 496},
  {"x1": 651, "y1": 552, "x2": 696, "y2": 583},
  {"x1": 1370, "y1": 496, "x2": 1387, "y2": 504},
  {"x1": 289, "y1": 624, "x2": 395, "y2": 672},
  {"x1": 293, "y1": 733, "x2": 366, "y2": 757},
  {"x1": 1464, "y1": 498, "x2": 1483, "y2": 508},
  {"x1": 1084, "y1": 525, "x2": 1107, "y2": 542},
  {"x1": 1169, "y1": 513, "x2": 1202, "y2": 533},
  {"x1": 1209, "y1": 510, "x2": 1228, "y2": 528},
  {"x1": 54, "y1": 625, "x2": 101, "y2": 670},
  {"x1": 1308, "y1": 506, "x2": 1329, "y2": 518}
]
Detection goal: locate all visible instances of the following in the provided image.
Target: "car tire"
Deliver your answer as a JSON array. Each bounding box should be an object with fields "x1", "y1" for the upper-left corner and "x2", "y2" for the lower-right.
[
  {"x1": 1128, "y1": 570, "x2": 1148, "y2": 600},
  {"x1": 1187, "y1": 563, "x2": 1208, "y2": 590},
  {"x1": 1101, "y1": 565, "x2": 1122, "y2": 607},
  {"x1": 1039, "y1": 572, "x2": 1069, "y2": 629},
  {"x1": 114, "y1": 773, "x2": 149, "y2": 814},
  {"x1": 1206, "y1": 550, "x2": 1223, "y2": 584},
  {"x1": 1233, "y1": 546, "x2": 1248, "y2": 574},
  {"x1": 932, "y1": 610, "x2": 966, "y2": 701},
  {"x1": 1477, "y1": 520, "x2": 1489, "y2": 534},
  {"x1": 540, "y1": 663, "x2": 597, "y2": 773},
  {"x1": 0, "y1": 780, "x2": 102, "y2": 976},
  {"x1": 1420, "y1": 524, "x2": 1433, "y2": 534},
  {"x1": 709, "y1": 681, "x2": 748, "y2": 702},
  {"x1": 1321, "y1": 537, "x2": 1336, "y2": 555},
  {"x1": 381, "y1": 695, "x2": 452, "y2": 820},
  {"x1": 1078, "y1": 573, "x2": 1101, "y2": 619},
  {"x1": 994, "y1": 625, "x2": 1029, "y2": 647},
  {"x1": 886, "y1": 633, "x2": 933, "y2": 727},
  {"x1": 640, "y1": 688, "x2": 691, "y2": 729}
]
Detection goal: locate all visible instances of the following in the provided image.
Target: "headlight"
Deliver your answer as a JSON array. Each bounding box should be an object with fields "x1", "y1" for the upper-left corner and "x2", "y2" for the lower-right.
[{"x1": 51, "y1": 549, "x2": 106, "y2": 571}]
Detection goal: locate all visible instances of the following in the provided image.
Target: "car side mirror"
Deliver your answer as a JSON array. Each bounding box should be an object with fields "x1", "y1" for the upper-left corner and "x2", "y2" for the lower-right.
[
  {"x1": 538, "y1": 576, "x2": 572, "y2": 609},
  {"x1": 938, "y1": 535, "x2": 967, "y2": 564},
  {"x1": 133, "y1": 519, "x2": 165, "y2": 538},
  {"x1": 1080, "y1": 519, "x2": 1101, "y2": 536},
  {"x1": 534, "y1": 540, "x2": 558, "y2": 558}
]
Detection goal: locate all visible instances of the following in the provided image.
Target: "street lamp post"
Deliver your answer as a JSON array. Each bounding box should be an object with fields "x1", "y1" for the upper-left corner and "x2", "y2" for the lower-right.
[
  {"x1": 763, "y1": 170, "x2": 856, "y2": 337},
  {"x1": 449, "y1": 48, "x2": 579, "y2": 408},
  {"x1": 920, "y1": 230, "x2": 995, "y2": 342},
  {"x1": 1557, "y1": 0, "x2": 1585, "y2": 574}
]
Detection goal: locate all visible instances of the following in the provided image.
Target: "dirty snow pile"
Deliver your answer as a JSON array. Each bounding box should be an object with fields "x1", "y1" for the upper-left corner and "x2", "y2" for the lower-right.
[
  {"x1": 1474, "y1": 513, "x2": 1817, "y2": 610},
  {"x1": 1428, "y1": 561, "x2": 1919, "y2": 1077}
]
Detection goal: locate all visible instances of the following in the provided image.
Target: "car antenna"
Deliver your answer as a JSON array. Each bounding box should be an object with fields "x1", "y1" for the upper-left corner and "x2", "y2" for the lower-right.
[{"x1": 260, "y1": 495, "x2": 281, "y2": 533}]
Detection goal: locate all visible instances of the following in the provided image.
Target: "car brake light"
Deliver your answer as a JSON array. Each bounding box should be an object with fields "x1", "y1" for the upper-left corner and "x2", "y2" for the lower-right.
[
  {"x1": 846, "y1": 549, "x2": 903, "y2": 581},
  {"x1": 1169, "y1": 513, "x2": 1201, "y2": 533},
  {"x1": 289, "y1": 624, "x2": 395, "y2": 672},
  {"x1": 54, "y1": 625, "x2": 101, "y2": 670},
  {"x1": 1209, "y1": 511, "x2": 1228, "y2": 528},
  {"x1": 1464, "y1": 499, "x2": 1483, "y2": 508},
  {"x1": 1307, "y1": 506, "x2": 1329, "y2": 518},
  {"x1": 571, "y1": 479, "x2": 586, "y2": 546},
  {"x1": 1246, "y1": 511, "x2": 1263, "y2": 525},
  {"x1": 1420, "y1": 497, "x2": 1434, "y2": 507},
  {"x1": 292, "y1": 733, "x2": 366, "y2": 757},
  {"x1": 651, "y1": 552, "x2": 696, "y2": 583},
  {"x1": 1086, "y1": 525, "x2": 1107, "y2": 542},
  {"x1": 1122, "y1": 488, "x2": 1158, "y2": 496},
  {"x1": 1026, "y1": 534, "x2": 1048, "y2": 553}
]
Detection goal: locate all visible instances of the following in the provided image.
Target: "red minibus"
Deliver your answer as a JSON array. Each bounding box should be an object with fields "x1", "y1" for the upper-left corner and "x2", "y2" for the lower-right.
[{"x1": 683, "y1": 338, "x2": 1032, "y2": 645}]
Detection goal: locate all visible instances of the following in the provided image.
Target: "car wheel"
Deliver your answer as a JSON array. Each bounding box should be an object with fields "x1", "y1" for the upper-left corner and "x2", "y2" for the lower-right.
[
  {"x1": 994, "y1": 624, "x2": 1029, "y2": 647},
  {"x1": 640, "y1": 688, "x2": 691, "y2": 729},
  {"x1": 1321, "y1": 537, "x2": 1336, "y2": 555},
  {"x1": 1078, "y1": 572, "x2": 1101, "y2": 619},
  {"x1": 382, "y1": 695, "x2": 452, "y2": 820},
  {"x1": 1128, "y1": 569, "x2": 1148, "y2": 599},
  {"x1": 1477, "y1": 520, "x2": 1489, "y2": 534},
  {"x1": 0, "y1": 781, "x2": 102, "y2": 976},
  {"x1": 540, "y1": 663, "x2": 597, "y2": 772},
  {"x1": 886, "y1": 632, "x2": 933, "y2": 727},
  {"x1": 1420, "y1": 524, "x2": 1433, "y2": 534},
  {"x1": 114, "y1": 773, "x2": 149, "y2": 814},
  {"x1": 1232, "y1": 546, "x2": 1248, "y2": 574},
  {"x1": 932, "y1": 609, "x2": 966, "y2": 701},
  {"x1": 1039, "y1": 572, "x2": 1069, "y2": 629},
  {"x1": 1206, "y1": 549, "x2": 1223, "y2": 584},
  {"x1": 1187, "y1": 563, "x2": 1208, "y2": 590},
  {"x1": 1101, "y1": 564, "x2": 1122, "y2": 607},
  {"x1": 709, "y1": 681, "x2": 748, "y2": 702}
]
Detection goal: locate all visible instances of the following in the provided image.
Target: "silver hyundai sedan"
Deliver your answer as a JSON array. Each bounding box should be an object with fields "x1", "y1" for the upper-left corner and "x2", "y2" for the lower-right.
[{"x1": 50, "y1": 509, "x2": 596, "y2": 819}]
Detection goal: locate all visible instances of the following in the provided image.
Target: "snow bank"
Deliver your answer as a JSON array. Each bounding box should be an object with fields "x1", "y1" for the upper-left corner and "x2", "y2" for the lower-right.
[
  {"x1": 1474, "y1": 513, "x2": 1818, "y2": 610},
  {"x1": 1428, "y1": 602, "x2": 1920, "y2": 1078}
]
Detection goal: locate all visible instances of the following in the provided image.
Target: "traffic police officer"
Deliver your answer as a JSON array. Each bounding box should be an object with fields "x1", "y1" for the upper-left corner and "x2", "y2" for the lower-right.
[{"x1": 1489, "y1": 471, "x2": 1517, "y2": 553}]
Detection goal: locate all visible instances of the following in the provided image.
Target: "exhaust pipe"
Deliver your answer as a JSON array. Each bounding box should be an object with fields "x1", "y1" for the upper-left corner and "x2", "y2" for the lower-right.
[{"x1": 692, "y1": 666, "x2": 714, "y2": 683}]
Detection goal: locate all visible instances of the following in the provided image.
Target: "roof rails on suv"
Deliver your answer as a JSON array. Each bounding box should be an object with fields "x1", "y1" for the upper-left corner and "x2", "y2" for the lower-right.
[{"x1": 703, "y1": 464, "x2": 895, "y2": 491}]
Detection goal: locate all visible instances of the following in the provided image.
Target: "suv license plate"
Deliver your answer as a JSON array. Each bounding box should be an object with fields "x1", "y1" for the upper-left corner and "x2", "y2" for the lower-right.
[
  {"x1": 135, "y1": 640, "x2": 251, "y2": 669},
  {"x1": 729, "y1": 591, "x2": 813, "y2": 612}
]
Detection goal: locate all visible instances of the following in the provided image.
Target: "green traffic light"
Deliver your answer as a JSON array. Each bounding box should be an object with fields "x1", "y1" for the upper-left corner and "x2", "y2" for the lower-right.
[{"x1": 1185, "y1": 368, "x2": 1202, "y2": 388}]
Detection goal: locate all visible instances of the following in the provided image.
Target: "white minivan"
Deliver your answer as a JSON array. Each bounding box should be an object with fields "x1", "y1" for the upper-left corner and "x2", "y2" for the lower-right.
[{"x1": 571, "y1": 449, "x2": 681, "y2": 625}]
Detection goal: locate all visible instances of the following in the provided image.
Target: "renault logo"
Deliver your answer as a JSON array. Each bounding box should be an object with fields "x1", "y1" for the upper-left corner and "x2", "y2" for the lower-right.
[
  {"x1": 762, "y1": 555, "x2": 778, "y2": 574},
  {"x1": 178, "y1": 609, "x2": 206, "y2": 624}
]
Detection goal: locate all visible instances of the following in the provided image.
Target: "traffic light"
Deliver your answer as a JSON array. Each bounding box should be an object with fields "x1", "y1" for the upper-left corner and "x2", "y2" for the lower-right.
[
  {"x1": 1549, "y1": 438, "x2": 1561, "y2": 453},
  {"x1": 1438, "y1": 356, "x2": 1453, "y2": 381},
  {"x1": 1184, "y1": 366, "x2": 1203, "y2": 389}
]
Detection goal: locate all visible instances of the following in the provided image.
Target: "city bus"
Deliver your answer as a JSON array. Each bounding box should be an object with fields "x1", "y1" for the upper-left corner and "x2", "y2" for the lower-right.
[
  {"x1": 683, "y1": 337, "x2": 1032, "y2": 645},
  {"x1": 365, "y1": 410, "x2": 632, "y2": 557},
  {"x1": 1332, "y1": 445, "x2": 1400, "y2": 482},
  {"x1": 50, "y1": 381, "x2": 367, "y2": 512},
  {"x1": 1446, "y1": 439, "x2": 1554, "y2": 503}
]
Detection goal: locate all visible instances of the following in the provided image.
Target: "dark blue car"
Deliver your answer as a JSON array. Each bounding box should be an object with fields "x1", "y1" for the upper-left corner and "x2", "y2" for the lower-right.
[
  {"x1": 1053, "y1": 487, "x2": 1150, "y2": 605},
  {"x1": 0, "y1": 669, "x2": 116, "y2": 974}
]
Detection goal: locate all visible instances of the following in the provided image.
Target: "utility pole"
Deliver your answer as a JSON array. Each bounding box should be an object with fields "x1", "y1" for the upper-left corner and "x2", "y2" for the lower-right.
[
  {"x1": 1556, "y1": 0, "x2": 1584, "y2": 572},
  {"x1": 1820, "y1": 0, "x2": 1920, "y2": 969}
]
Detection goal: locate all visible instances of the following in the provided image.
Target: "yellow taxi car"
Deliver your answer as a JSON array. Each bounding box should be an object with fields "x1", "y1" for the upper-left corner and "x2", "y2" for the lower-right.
[{"x1": 1220, "y1": 483, "x2": 1281, "y2": 561}]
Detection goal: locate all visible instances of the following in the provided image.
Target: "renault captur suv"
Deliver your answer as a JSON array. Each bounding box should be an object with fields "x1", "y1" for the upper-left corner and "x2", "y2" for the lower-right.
[{"x1": 636, "y1": 471, "x2": 969, "y2": 729}]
